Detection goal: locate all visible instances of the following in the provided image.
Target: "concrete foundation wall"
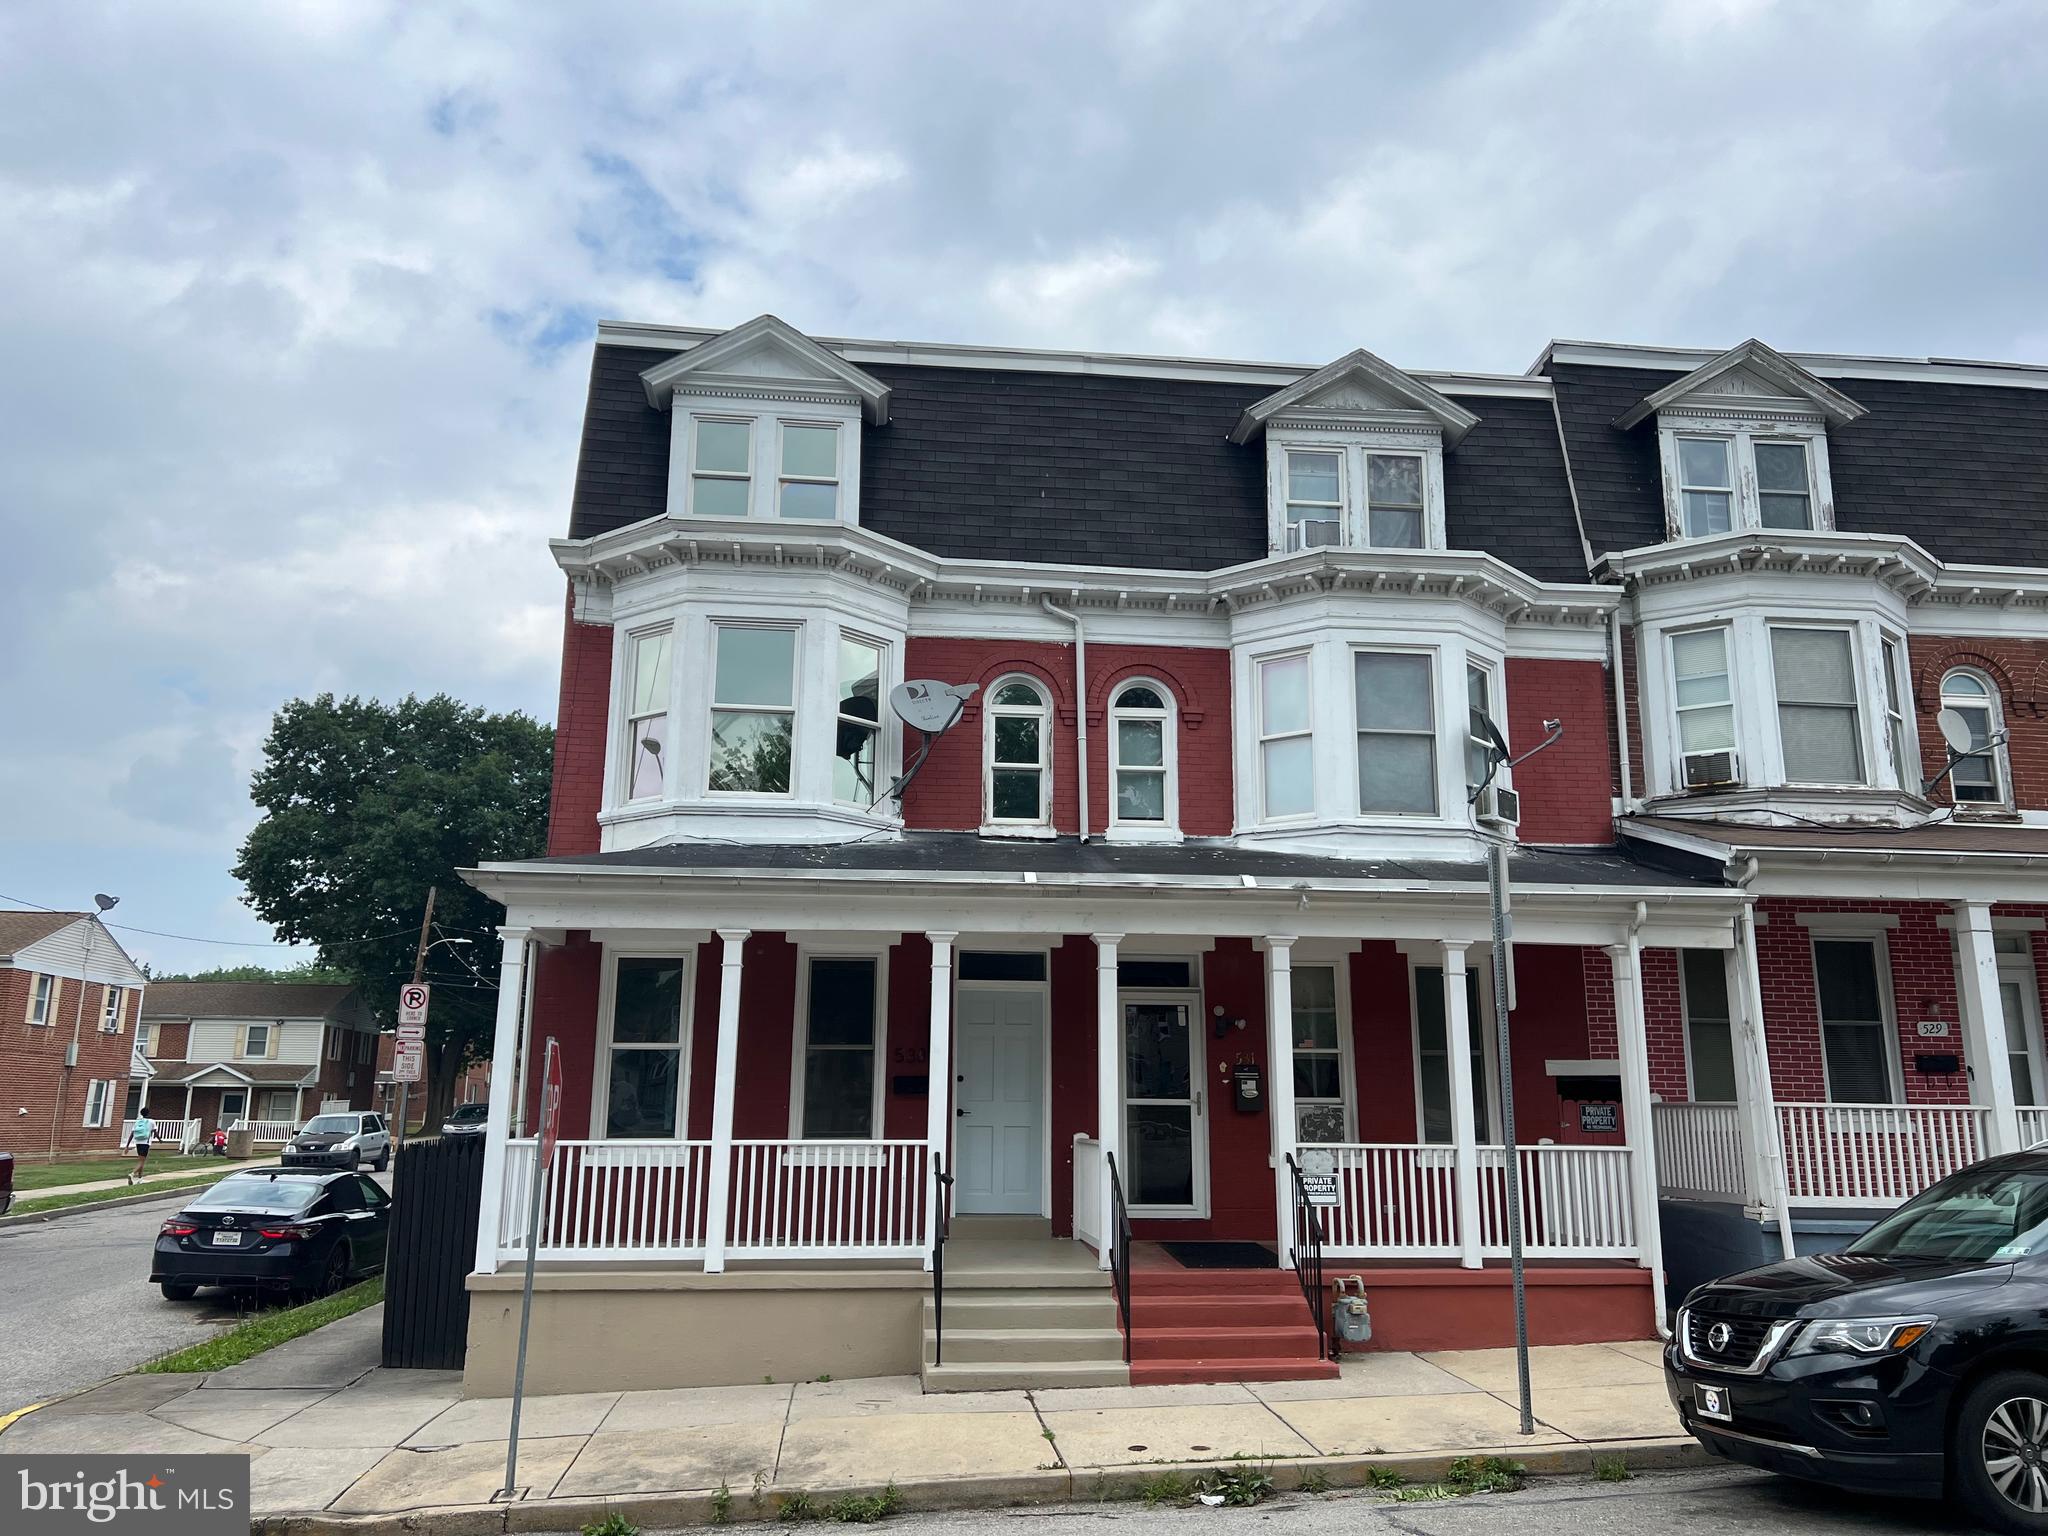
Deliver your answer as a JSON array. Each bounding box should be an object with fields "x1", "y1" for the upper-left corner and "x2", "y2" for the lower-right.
[{"x1": 463, "y1": 1270, "x2": 926, "y2": 1396}]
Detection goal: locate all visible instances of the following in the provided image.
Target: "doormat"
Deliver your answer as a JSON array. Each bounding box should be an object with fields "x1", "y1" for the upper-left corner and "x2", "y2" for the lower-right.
[{"x1": 1160, "y1": 1241, "x2": 1278, "y2": 1269}]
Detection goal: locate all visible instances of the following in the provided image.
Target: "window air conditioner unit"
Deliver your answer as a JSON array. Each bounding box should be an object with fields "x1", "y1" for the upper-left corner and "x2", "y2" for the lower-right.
[
  {"x1": 1684, "y1": 750, "x2": 1740, "y2": 790},
  {"x1": 1286, "y1": 519, "x2": 1343, "y2": 553},
  {"x1": 1476, "y1": 783, "x2": 1521, "y2": 828}
]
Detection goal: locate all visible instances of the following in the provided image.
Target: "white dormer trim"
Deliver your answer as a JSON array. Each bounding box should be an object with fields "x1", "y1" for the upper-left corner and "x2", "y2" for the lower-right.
[
  {"x1": 1613, "y1": 338, "x2": 1867, "y2": 432},
  {"x1": 1227, "y1": 348, "x2": 1481, "y2": 447},
  {"x1": 638, "y1": 314, "x2": 891, "y2": 423}
]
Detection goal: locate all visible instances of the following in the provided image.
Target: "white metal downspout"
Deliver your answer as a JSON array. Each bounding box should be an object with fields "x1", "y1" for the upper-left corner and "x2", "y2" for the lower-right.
[
  {"x1": 1042, "y1": 595, "x2": 1089, "y2": 841},
  {"x1": 1733, "y1": 857, "x2": 1799, "y2": 1263},
  {"x1": 1626, "y1": 900, "x2": 1671, "y2": 1339},
  {"x1": 1609, "y1": 607, "x2": 1636, "y2": 811}
]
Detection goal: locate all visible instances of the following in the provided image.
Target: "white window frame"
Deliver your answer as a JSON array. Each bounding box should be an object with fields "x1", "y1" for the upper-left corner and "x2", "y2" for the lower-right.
[
  {"x1": 832, "y1": 630, "x2": 887, "y2": 809},
  {"x1": 100, "y1": 986, "x2": 124, "y2": 1033},
  {"x1": 327, "y1": 1028, "x2": 341, "y2": 1062},
  {"x1": 1672, "y1": 435, "x2": 1735, "y2": 538},
  {"x1": 1657, "y1": 422, "x2": 1835, "y2": 541},
  {"x1": 1264, "y1": 429, "x2": 1448, "y2": 554},
  {"x1": 773, "y1": 418, "x2": 844, "y2": 522},
  {"x1": 26, "y1": 973, "x2": 52, "y2": 1026},
  {"x1": 1108, "y1": 679, "x2": 1178, "y2": 840},
  {"x1": 983, "y1": 675, "x2": 1053, "y2": 832},
  {"x1": 620, "y1": 625, "x2": 675, "y2": 804},
  {"x1": 788, "y1": 949, "x2": 889, "y2": 1141},
  {"x1": 1940, "y1": 666, "x2": 2011, "y2": 808},
  {"x1": 83, "y1": 1078, "x2": 113, "y2": 1129},
  {"x1": 1678, "y1": 950, "x2": 1738, "y2": 1103},
  {"x1": 591, "y1": 950, "x2": 696, "y2": 1142},
  {"x1": 1255, "y1": 649, "x2": 1315, "y2": 823},
  {"x1": 1407, "y1": 953, "x2": 1501, "y2": 1145},
  {"x1": 1996, "y1": 936, "x2": 2047, "y2": 1110},
  {"x1": 1882, "y1": 634, "x2": 1914, "y2": 794},
  {"x1": 1769, "y1": 623, "x2": 1866, "y2": 787},
  {"x1": 1352, "y1": 646, "x2": 1439, "y2": 819},
  {"x1": 1464, "y1": 661, "x2": 1498, "y2": 798},
  {"x1": 707, "y1": 622, "x2": 800, "y2": 798},
  {"x1": 242, "y1": 1021, "x2": 272, "y2": 1059},
  {"x1": 1282, "y1": 448, "x2": 1344, "y2": 552},
  {"x1": 1666, "y1": 623, "x2": 1738, "y2": 793},
  {"x1": 1363, "y1": 451, "x2": 1429, "y2": 550},
  {"x1": 1288, "y1": 960, "x2": 1356, "y2": 1144},
  {"x1": 686, "y1": 414, "x2": 755, "y2": 518},
  {"x1": 1810, "y1": 932, "x2": 1902, "y2": 1105},
  {"x1": 219, "y1": 1088, "x2": 249, "y2": 1124}
]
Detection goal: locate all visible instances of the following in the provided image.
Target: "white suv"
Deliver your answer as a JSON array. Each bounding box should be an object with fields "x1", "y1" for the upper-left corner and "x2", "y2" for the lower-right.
[{"x1": 282, "y1": 1112, "x2": 391, "y2": 1172}]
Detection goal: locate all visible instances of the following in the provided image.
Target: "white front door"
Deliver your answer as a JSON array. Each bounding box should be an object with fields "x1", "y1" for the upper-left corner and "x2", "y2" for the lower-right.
[
  {"x1": 954, "y1": 987, "x2": 1045, "y2": 1214},
  {"x1": 1121, "y1": 992, "x2": 1208, "y2": 1216}
]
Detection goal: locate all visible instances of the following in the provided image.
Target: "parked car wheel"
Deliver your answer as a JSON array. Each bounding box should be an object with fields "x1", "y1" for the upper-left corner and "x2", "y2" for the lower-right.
[
  {"x1": 373, "y1": 1148, "x2": 390, "y2": 1172},
  {"x1": 160, "y1": 1281, "x2": 198, "y2": 1301},
  {"x1": 319, "y1": 1243, "x2": 351, "y2": 1297},
  {"x1": 1957, "y1": 1370, "x2": 2048, "y2": 1534}
]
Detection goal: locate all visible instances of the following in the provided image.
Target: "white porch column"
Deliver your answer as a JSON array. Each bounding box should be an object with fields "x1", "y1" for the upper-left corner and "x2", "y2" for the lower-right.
[
  {"x1": 702, "y1": 930, "x2": 750, "y2": 1276},
  {"x1": 1722, "y1": 947, "x2": 1769, "y2": 1209},
  {"x1": 1093, "y1": 933, "x2": 1124, "y2": 1271},
  {"x1": 923, "y1": 931, "x2": 958, "y2": 1271},
  {"x1": 472, "y1": 926, "x2": 530, "y2": 1275},
  {"x1": 1733, "y1": 906, "x2": 1797, "y2": 1260},
  {"x1": 1607, "y1": 941, "x2": 1663, "y2": 1281},
  {"x1": 293, "y1": 1086, "x2": 305, "y2": 1126},
  {"x1": 1264, "y1": 937, "x2": 1300, "y2": 1271},
  {"x1": 1442, "y1": 941, "x2": 1484, "y2": 1270},
  {"x1": 1955, "y1": 901, "x2": 2022, "y2": 1156},
  {"x1": 182, "y1": 1084, "x2": 193, "y2": 1123}
]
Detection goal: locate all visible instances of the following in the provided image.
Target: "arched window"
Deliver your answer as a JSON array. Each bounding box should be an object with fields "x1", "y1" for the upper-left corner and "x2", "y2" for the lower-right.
[
  {"x1": 1110, "y1": 681, "x2": 1176, "y2": 832},
  {"x1": 986, "y1": 678, "x2": 1050, "y2": 827},
  {"x1": 1941, "y1": 668, "x2": 2007, "y2": 804}
]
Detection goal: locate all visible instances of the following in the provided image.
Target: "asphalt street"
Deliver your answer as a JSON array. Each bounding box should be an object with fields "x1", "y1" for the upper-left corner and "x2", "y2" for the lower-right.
[
  {"x1": 0, "y1": 1170, "x2": 394, "y2": 1416},
  {"x1": 843, "y1": 1466, "x2": 1990, "y2": 1536}
]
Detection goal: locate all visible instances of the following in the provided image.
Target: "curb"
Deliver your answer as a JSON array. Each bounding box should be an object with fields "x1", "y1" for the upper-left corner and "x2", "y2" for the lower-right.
[
  {"x1": 249, "y1": 1436, "x2": 1714, "y2": 1536},
  {"x1": 0, "y1": 1180, "x2": 229, "y2": 1228}
]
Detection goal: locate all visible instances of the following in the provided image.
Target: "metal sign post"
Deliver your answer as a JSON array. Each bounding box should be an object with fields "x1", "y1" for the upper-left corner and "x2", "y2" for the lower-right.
[
  {"x1": 394, "y1": 983, "x2": 428, "y2": 1147},
  {"x1": 501, "y1": 1037, "x2": 562, "y2": 1503},
  {"x1": 1488, "y1": 840, "x2": 1535, "y2": 1436}
]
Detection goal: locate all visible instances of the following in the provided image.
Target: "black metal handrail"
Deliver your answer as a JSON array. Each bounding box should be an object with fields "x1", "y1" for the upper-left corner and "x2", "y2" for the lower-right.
[
  {"x1": 1106, "y1": 1149, "x2": 1133, "y2": 1363},
  {"x1": 1284, "y1": 1153, "x2": 1329, "y2": 1361},
  {"x1": 931, "y1": 1153, "x2": 954, "y2": 1366}
]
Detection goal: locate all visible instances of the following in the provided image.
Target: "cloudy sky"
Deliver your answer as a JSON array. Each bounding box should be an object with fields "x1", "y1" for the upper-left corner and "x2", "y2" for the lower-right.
[{"x1": 4, "y1": 0, "x2": 2045, "y2": 974}]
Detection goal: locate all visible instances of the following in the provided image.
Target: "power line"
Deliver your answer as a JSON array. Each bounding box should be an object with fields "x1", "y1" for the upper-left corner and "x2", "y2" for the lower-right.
[{"x1": 0, "y1": 892, "x2": 481, "y2": 952}]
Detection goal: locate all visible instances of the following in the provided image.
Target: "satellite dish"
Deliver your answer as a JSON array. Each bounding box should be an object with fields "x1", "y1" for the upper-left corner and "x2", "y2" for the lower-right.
[
  {"x1": 1937, "y1": 707, "x2": 1976, "y2": 756},
  {"x1": 1473, "y1": 710, "x2": 1510, "y2": 764},
  {"x1": 891, "y1": 680, "x2": 980, "y2": 735}
]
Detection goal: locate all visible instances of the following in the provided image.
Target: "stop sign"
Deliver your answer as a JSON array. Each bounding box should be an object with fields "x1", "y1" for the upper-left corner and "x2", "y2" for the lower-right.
[{"x1": 538, "y1": 1037, "x2": 563, "y2": 1170}]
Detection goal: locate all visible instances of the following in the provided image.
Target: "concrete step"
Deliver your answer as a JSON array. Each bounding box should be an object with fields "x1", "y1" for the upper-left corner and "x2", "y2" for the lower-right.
[
  {"x1": 922, "y1": 1359, "x2": 1130, "y2": 1392},
  {"x1": 1131, "y1": 1325, "x2": 1322, "y2": 1362},
  {"x1": 925, "y1": 1292, "x2": 1121, "y2": 1330},
  {"x1": 949, "y1": 1215, "x2": 1053, "y2": 1241},
  {"x1": 943, "y1": 1264, "x2": 1110, "y2": 1291},
  {"x1": 1131, "y1": 1357, "x2": 1340, "y2": 1386},
  {"x1": 924, "y1": 1327, "x2": 1126, "y2": 1366}
]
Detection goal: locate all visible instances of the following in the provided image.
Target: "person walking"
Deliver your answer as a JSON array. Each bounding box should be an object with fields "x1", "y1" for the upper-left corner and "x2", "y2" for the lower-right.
[{"x1": 126, "y1": 1109, "x2": 154, "y2": 1185}]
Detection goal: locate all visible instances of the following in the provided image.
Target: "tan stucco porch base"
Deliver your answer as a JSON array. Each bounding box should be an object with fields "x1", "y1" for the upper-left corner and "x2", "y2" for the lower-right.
[{"x1": 462, "y1": 1267, "x2": 927, "y2": 1397}]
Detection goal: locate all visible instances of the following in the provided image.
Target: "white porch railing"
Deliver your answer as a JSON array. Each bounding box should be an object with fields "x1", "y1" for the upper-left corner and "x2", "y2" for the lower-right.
[
  {"x1": 123, "y1": 1118, "x2": 201, "y2": 1153},
  {"x1": 1652, "y1": 1102, "x2": 1747, "y2": 1201},
  {"x1": 2021, "y1": 1107, "x2": 2048, "y2": 1149},
  {"x1": 227, "y1": 1118, "x2": 297, "y2": 1145},
  {"x1": 497, "y1": 1138, "x2": 932, "y2": 1265},
  {"x1": 1072, "y1": 1136, "x2": 1103, "y2": 1251},
  {"x1": 1478, "y1": 1144, "x2": 1638, "y2": 1258},
  {"x1": 1317, "y1": 1144, "x2": 1461, "y2": 1257},
  {"x1": 1309, "y1": 1142, "x2": 1636, "y2": 1260},
  {"x1": 1776, "y1": 1103, "x2": 1989, "y2": 1207}
]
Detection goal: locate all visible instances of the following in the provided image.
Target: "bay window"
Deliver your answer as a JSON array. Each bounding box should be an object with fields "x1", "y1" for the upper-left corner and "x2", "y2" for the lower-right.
[
  {"x1": 1772, "y1": 627, "x2": 1863, "y2": 784},
  {"x1": 834, "y1": 636, "x2": 882, "y2": 805},
  {"x1": 605, "y1": 957, "x2": 688, "y2": 1138},
  {"x1": 1671, "y1": 627, "x2": 1737, "y2": 789},
  {"x1": 1110, "y1": 682, "x2": 1172, "y2": 829},
  {"x1": 1464, "y1": 663, "x2": 1494, "y2": 793},
  {"x1": 624, "y1": 628, "x2": 672, "y2": 801},
  {"x1": 1354, "y1": 651, "x2": 1436, "y2": 816},
  {"x1": 798, "y1": 957, "x2": 880, "y2": 1139},
  {"x1": 709, "y1": 625, "x2": 797, "y2": 794},
  {"x1": 1883, "y1": 635, "x2": 1912, "y2": 790},
  {"x1": 1257, "y1": 653, "x2": 1313, "y2": 819},
  {"x1": 690, "y1": 418, "x2": 752, "y2": 517}
]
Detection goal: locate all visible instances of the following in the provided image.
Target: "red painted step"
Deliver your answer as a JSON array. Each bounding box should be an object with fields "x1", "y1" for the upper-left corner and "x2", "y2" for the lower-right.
[
  {"x1": 1130, "y1": 1296, "x2": 1307, "y2": 1328},
  {"x1": 1132, "y1": 1325, "x2": 1323, "y2": 1361},
  {"x1": 1125, "y1": 1268, "x2": 1333, "y2": 1384},
  {"x1": 1131, "y1": 1357, "x2": 1341, "y2": 1385}
]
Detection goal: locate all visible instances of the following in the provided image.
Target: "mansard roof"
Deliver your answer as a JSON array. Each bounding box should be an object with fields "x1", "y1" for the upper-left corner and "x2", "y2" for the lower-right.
[
  {"x1": 1225, "y1": 347, "x2": 1481, "y2": 446},
  {"x1": 1610, "y1": 338, "x2": 1867, "y2": 430},
  {"x1": 636, "y1": 313, "x2": 891, "y2": 422}
]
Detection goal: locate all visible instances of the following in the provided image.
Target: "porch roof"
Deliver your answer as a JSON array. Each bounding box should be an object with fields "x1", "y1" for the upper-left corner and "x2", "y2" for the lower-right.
[
  {"x1": 160, "y1": 1062, "x2": 317, "y2": 1089},
  {"x1": 1623, "y1": 815, "x2": 2048, "y2": 900}
]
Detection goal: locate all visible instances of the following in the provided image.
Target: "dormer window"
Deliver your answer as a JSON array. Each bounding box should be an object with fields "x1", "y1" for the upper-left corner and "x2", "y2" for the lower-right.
[
  {"x1": 691, "y1": 418, "x2": 752, "y2": 517},
  {"x1": 778, "y1": 423, "x2": 840, "y2": 520},
  {"x1": 1285, "y1": 452, "x2": 1343, "y2": 550},
  {"x1": 1671, "y1": 432, "x2": 1821, "y2": 539},
  {"x1": 1367, "y1": 455, "x2": 1426, "y2": 548},
  {"x1": 1754, "y1": 441, "x2": 1813, "y2": 529},
  {"x1": 1676, "y1": 438, "x2": 1733, "y2": 537}
]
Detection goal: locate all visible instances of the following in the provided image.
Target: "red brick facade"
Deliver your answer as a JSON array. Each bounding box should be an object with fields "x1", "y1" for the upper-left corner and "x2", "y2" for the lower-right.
[
  {"x1": 1504, "y1": 657, "x2": 1617, "y2": 844},
  {"x1": 0, "y1": 968, "x2": 139, "y2": 1158},
  {"x1": 1909, "y1": 634, "x2": 2048, "y2": 807},
  {"x1": 548, "y1": 589, "x2": 614, "y2": 858}
]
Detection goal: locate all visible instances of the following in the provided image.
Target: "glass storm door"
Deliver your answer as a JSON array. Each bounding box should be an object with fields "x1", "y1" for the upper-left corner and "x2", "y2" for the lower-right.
[{"x1": 1122, "y1": 997, "x2": 1205, "y2": 1213}]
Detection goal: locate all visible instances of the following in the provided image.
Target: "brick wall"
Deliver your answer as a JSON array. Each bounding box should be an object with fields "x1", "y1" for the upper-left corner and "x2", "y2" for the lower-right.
[
  {"x1": 0, "y1": 969, "x2": 140, "y2": 1157},
  {"x1": 1641, "y1": 948, "x2": 1688, "y2": 1098},
  {"x1": 548, "y1": 587, "x2": 614, "y2": 857},
  {"x1": 1909, "y1": 634, "x2": 2048, "y2": 810},
  {"x1": 1619, "y1": 624, "x2": 1646, "y2": 799},
  {"x1": 1505, "y1": 658, "x2": 1616, "y2": 844},
  {"x1": 902, "y1": 638, "x2": 1234, "y2": 835}
]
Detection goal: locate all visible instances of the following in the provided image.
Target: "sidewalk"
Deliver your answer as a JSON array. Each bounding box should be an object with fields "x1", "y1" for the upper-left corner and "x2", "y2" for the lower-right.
[
  {"x1": 0, "y1": 1306, "x2": 1698, "y2": 1532},
  {"x1": 25, "y1": 1157, "x2": 272, "y2": 1202}
]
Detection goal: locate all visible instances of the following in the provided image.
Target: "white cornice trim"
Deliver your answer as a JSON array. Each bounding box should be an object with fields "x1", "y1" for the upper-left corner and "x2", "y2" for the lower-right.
[
  {"x1": 1596, "y1": 530, "x2": 2048, "y2": 615},
  {"x1": 594, "y1": 320, "x2": 1554, "y2": 399},
  {"x1": 1540, "y1": 339, "x2": 2048, "y2": 394},
  {"x1": 636, "y1": 314, "x2": 891, "y2": 423},
  {"x1": 1611, "y1": 339, "x2": 1867, "y2": 431},
  {"x1": 1227, "y1": 348, "x2": 1483, "y2": 447}
]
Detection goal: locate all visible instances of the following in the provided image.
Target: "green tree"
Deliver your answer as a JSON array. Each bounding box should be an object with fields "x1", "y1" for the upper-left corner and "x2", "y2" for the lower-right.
[
  {"x1": 151, "y1": 959, "x2": 355, "y2": 984},
  {"x1": 233, "y1": 694, "x2": 553, "y2": 1126}
]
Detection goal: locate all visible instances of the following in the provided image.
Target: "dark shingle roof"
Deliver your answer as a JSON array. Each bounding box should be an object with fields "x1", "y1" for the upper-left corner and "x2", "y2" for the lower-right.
[
  {"x1": 142, "y1": 982, "x2": 356, "y2": 1021},
  {"x1": 0, "y1": 910, "x2": 86, "y2": 958},
  {"x1": 565, "y1": 346, "x2": 1593, "y2": 582},
  {"x1": 1552, "y1": 361, "x2": 2048, "y2": 568}
]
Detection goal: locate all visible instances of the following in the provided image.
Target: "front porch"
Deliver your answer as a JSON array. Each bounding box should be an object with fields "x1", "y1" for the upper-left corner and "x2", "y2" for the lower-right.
[{"x1": 462, "y1": 847, "x2": 1734, "y2": 1394}]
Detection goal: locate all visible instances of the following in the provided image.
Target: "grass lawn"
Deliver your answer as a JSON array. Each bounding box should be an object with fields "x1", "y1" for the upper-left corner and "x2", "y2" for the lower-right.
[
  {"x1": 142, "y1": 1275, "x2": 383, "y2": 1374},
  {"x1": 13, "y1": 1153, "x2": 230, "y2": 1192},
  {"x1": 10, "y1": 1171, "x2": 233, "y2": 1218}
]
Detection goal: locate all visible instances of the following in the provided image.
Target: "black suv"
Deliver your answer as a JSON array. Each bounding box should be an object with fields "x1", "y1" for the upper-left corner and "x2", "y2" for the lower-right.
[{"x1": 1668, "y1": 1151, "x2": 2048, "y2": 1533}]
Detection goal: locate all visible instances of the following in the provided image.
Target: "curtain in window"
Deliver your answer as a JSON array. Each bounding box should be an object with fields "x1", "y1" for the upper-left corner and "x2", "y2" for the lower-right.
[
  {"x1": 1773, "y1": 629, "x2": 1863, "y2": 783},
  {"x1": 1355, "y1": 652, "x2": 1436, "y2": 814}
]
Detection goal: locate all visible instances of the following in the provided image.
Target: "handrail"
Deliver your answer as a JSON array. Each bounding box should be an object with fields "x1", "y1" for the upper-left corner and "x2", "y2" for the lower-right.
[
  {"x1": 1106, "y1": 1149, "x2": 1133, "y2": 1364},
  {"x1": 930, "y1": 1153, "x2": 954, "y2": 1367},
  {"x1": 1285, "y1": 1154, "x2": 1329, "y2": 1361}
]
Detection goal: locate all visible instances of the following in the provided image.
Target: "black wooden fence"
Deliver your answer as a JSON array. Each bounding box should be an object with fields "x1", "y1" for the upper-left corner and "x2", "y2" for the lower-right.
[{"x1": 380, "y1": 1133, "x2": 485, "y2": 1370}]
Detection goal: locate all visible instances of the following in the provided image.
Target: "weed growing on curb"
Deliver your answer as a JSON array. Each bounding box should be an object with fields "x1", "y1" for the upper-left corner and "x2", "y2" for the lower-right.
[
  {"x1": 816, "y1": 1374, "x2": 833, "y2": 1383},
  {"x1": 825, "y1": 1485, "x2": 903, "y2": 1523},
  {"x1": 1198, "y1": 1464, "x2": 1276, "y2": 1507},
  {"x1": 712, "y1": 1480, "x2": 733, "y2": 1524},
  {"x1": 581, "y1": 1516, "x2": 641, "y2": 1536},
  {"x1": 1595, "y1": 1457, "x2": 1631, "y2": 1483},
  {"x1": 1447, "y1": 1457, "x2": 1526, "y2": 1494},
  {"x1": 1365, "y1": 1466, "x2": 1404, "y2": 1490},
  {"x1": 1391, "y1": 1484, "x2": 1456, "y2": 1503},
  {"x1": 1298, "y1": 1469, "x2": 1331, "y2": 1496},
  {"x1": 1136, "y1": 1472, "x2": 1190, "y2": 1506},
  {"x1": 778, "y1": 1492, "x2": 817, "y2": 1522}
]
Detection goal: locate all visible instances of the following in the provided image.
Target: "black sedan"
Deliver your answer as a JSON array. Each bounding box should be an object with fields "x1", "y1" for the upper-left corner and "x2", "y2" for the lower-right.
[
  {"x1": 439, "y1": 1102, "x2": 489, "y2": 1139},
  {"x1": 1668, "y1": 1150, "x2": 2048, "y2": 1533},
  {"x1": 153, "y1": 1167, "x2": 391, "y2": 1301}
]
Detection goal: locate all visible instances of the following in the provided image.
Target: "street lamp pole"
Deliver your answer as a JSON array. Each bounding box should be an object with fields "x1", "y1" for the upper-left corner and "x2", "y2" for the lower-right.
[{"x1": 52, "y1": 894, "x2": 119, "y2": 1157}]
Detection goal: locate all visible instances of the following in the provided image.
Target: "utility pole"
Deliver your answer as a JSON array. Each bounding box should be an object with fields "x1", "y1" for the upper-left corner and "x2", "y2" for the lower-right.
[{"x1": 397, "y1": 886, "x2": 436, "y2": 1147}]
